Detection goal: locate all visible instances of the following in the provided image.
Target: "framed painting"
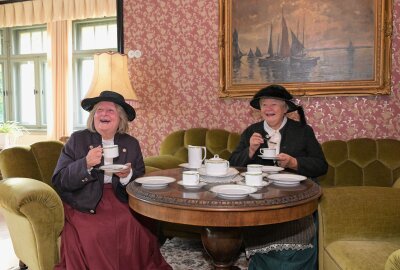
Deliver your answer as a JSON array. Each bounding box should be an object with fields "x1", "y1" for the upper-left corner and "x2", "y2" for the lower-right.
[{"x1": 219, "y1": 0, "x2": 392, "y2": 97}]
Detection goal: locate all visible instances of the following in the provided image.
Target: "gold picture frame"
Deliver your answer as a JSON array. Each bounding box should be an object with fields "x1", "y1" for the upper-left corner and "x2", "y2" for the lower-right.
[{"x1": 219, "y1": 0, "x2": 393, "y2": 98}]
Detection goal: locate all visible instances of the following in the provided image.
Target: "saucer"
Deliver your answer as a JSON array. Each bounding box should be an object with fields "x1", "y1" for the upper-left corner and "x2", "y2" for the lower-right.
[
  {"x1": 238, "y1": 180, "x2": 270, "y2": 188},
  {"x1": 177, "y1": 180, "x2": 206, "y2": 190},
  {"x1": 262, "y1": 166, "x2": 284, "y2": 173},
  {"x1": 198, "y1": 167, "x2": 239, "y2": 178},
  {"x1": 99, "y1": 164, "x2": 128, "y2": 173},
  {"x1": 240, "y1": 172, "x2": 269, "y2": 177},
  {"x1": 134, "y1": 176, "x2": 175, "y2": 189},
  {"x1": 258, "y1": 155, "x2": 278, "y2": 160}
]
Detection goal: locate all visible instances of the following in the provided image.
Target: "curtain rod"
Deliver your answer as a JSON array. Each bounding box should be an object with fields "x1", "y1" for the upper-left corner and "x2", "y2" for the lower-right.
[{"x1": 0, "y1": 0, "x2": 32, "y2": 5}]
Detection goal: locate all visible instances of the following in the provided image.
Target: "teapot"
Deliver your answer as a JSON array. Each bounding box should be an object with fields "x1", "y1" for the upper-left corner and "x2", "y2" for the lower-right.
[{"x1": 205, "y1": 154, "x2": 229, "y2": 176}]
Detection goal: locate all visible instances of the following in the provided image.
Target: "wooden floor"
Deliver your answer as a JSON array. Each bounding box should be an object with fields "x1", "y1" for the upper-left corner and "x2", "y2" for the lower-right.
[{"x1": 0, "y1": 212, "x2": 20, "y2": 270}]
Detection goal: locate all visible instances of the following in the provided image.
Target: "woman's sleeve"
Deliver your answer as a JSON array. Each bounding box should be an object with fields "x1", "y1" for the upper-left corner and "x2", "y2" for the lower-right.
[
  {"x1": 296, "y1": 126, "x2": 328, "y2": 178},
  {"x1": 229, "y1": 129, "x2": 253, "y2": 167}
]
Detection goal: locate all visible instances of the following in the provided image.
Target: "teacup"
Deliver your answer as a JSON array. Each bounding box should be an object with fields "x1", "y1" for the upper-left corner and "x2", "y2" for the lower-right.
[
  {"x1": 245, "y1": 171, "x2": 263, "y2": 186},
  {"x1": 103, "y1": 145, "x2": 119, "y2": 159},
  {"x1": 188, "y1": 145, "x2": 207, "y2": 168},
  {"x1": 260, "y1": 148, "x2": 276, "y2": 158},
  {"x1": 182, "y1": 171, "x2": 200, "y2": 185},
  {"x1": 205, "y1": 154, "x2": 229, "y2": 176},
  {"x1": 247, "y1": 164, "x2": 263, "y2": 173}
]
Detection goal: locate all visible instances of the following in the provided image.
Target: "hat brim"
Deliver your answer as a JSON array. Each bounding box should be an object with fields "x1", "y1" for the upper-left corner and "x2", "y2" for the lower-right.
[
  {"x1": 81, "y1": 96, "x2": 136, "y2": 121},
  {"x1": 250, "y1": 97, "x2": 298, "y2": 113}
]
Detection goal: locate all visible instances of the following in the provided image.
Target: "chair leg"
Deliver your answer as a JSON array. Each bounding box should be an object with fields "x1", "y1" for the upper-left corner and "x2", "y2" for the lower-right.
[{"x1": 19, "y1": 260, "x2": 28, "y2": 270}]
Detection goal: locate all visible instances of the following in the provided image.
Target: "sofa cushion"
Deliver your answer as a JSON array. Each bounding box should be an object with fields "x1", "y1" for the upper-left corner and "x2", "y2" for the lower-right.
[{"x1": 324, "y1": 240, "x2": 400, "y2": 270}]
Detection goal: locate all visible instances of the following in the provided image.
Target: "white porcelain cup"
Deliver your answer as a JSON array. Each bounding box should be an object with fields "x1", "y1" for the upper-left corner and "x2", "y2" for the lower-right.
[
  {"x1": 182, "y1": 171, "x2": 200, "y2": 185},
  {"x1": 260, "y1": 148, "x2": 276, "y2": 158},
  {"x1": 205, "y1": 155, "x2": 230, "y2": 176},
  {"x1": 247, "y1": 164, "x2": 263, "y2": 173},
  {"x1": 103, "y1": 145, "x2": 119, "y2": 159},
  {"x1": 245, "y1": 171, "x2": 263, "y2": 186},
  {"x1": 188, "y1": 145, "x2": 207, "y2": 168}
]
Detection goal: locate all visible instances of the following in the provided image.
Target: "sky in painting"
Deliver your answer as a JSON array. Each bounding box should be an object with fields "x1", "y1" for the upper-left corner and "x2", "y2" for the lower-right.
[{"x1": 232, "y1": 0, "x2": 374, "y2": 54}]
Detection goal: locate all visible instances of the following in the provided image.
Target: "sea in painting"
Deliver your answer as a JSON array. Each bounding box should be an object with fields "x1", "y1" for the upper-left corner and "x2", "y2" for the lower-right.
[{"x1": 231, "y1": 0, "x2": 374, "y2": 84}]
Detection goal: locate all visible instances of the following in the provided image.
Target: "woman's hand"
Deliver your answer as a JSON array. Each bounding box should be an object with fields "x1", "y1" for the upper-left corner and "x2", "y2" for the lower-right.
[
  {"x1": 276, "y1": 153, "x2": 298, "y2": 170},
  {"x1": 115, "y1": 163, "x2": 132, "y2": 178},
  {"x1": 249, "y1": 132, "x2": 264, "y2": 158},
  {"x1": 86, "y1": 146, "x2": 102, "y2": 169}
]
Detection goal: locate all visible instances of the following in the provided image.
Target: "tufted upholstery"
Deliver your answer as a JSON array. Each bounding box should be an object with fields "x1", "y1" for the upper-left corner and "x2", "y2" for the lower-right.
[
  {"x1": 318, "y1": 138, "x2": 400, "y2": 187},
  {"x1": 144, "y1": 128, "x2": 241, "y2": 172}
]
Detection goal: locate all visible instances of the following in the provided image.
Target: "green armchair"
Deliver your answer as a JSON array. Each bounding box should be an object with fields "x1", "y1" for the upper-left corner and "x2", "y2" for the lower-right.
[
  {"x1": 144, "y1": 128, "x2": 241, "y2": 172},
  {"x1": 319, "y1": 138, "x2": 400, "y2": 187},
  {"x1": 318, "y1": 187, "x2": 400, "y2": 270},
  {"x1": 0, "y1": 141, "x2": 64, "y2": 270}
]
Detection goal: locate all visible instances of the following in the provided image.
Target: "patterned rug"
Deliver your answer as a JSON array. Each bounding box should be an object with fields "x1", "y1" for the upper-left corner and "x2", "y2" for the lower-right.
[{"x1": 160, "y1": 237, "x2": 249, "y2": 270}]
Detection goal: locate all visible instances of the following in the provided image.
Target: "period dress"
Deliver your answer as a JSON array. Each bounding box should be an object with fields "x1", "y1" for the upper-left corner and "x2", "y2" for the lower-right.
[
  {"x1": 52, "y1": 130, "x2": 171, "y2": 270},
  {"x1": 229, "y1": 118, "x2": 327, "y2": 270}
]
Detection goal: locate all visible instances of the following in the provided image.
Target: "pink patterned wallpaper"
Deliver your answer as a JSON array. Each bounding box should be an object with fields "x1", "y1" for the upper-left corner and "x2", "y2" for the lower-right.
[{"x1": 124, "y1": 0, "x2": 400, "y2": 157}]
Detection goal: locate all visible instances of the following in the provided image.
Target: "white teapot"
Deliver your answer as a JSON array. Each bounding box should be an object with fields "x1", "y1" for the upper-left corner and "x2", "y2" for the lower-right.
[{"x1": 205, "y1": 154, "x2": 230, "y2": 176}]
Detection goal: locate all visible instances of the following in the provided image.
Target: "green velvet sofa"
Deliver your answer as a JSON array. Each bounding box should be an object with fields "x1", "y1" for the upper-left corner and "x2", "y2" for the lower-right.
[
  {"x1": 144, "y1": 127, "x2": 241, "y2": 172},
  {"x1": 0, "y1": 141, "x2": 64, "y2": 270},
  {"x1": 318, "y1": 187, "x2": 400, "y2": 270},
  {"x1": 317, "y1": 138, "x2": 400, "y2": 270}
]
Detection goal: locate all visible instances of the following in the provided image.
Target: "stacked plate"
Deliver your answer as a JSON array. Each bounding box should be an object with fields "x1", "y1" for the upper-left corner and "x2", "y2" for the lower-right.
[
  {"x1": 198, "y1": 167, "x2": 240, "y2": 183},
  {"x1": 135, "y1": 176, "x2": 175, "y2": 189},
  {"x1": 267, "y1": 174, "x2": 307, "y2": 186},
  {"x1": 210, "y1": 184, "x2": 257, "y2": 199}
]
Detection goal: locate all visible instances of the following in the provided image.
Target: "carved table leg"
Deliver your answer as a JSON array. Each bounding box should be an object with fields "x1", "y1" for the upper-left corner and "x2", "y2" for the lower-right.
[{"x1": 201, "y1": 227, "x2": 243, "y2": 270}]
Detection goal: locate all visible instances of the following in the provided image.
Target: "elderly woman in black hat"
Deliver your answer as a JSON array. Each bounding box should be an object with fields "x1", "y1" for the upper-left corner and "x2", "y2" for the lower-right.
[
  {"x1": 229, "y1": 84, "x2": 327, "y2": 270},
  {"x1": 52, "y1": 91, "x2": 171, "y2": 270}
]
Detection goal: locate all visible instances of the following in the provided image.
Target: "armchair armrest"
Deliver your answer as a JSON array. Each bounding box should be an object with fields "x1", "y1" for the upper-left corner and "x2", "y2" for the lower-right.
[
  {"x1": 318, "y1": 186, "x2": 400, "y2": 248},
  {"x1": 0, "y1": 177, "x2": 64, "y2": 270}
]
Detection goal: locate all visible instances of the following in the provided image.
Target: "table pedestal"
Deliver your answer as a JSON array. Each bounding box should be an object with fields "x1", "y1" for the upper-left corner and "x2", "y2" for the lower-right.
[{"x1": 201, "y1": 227, "x2": 243, "y2": 270}]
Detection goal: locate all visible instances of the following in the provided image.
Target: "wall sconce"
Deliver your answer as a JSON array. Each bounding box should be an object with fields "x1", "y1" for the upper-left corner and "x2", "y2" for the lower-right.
[{"x1": 85, "y1": 51, "x2": 139, "y2": 106}]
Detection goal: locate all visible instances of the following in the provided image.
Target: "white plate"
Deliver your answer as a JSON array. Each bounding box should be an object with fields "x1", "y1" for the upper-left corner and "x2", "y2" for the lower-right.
[
  {"x1": 198, "y1": 167, "x2": 239, "y2": 178},
  {"x1": 268, "y1": 174, "x2": 307, "y2": 186},
  {"x1": 258, "y1": 155, "x2": 278, "y2": 160},
  {"x1": 240, "y1": 172, "x2": 269, "y2": 177},
  {"x1": 99, "y1": 164, "x2": 128, "y2": 173},
  {"x1": 262, "y1": 166, "x2": 284, "y2": 173},
  {"x1": 178, "y1": 163, "x2": 204, "y2": 169},
  {"x1": 134, "y1": 176, "x2": 175, "y2": 189},
  {"x1": 237, "y1": 180, "x2": 270, "y2": 188},
  {"x1": 177, "y1": 180, "x2": 206, "y2": 190},
  {"x1": 210, "y1": 184, "x2": 257, "y2": 199}
]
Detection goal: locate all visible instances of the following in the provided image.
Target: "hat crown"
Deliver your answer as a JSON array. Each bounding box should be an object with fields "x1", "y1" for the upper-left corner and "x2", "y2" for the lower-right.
[{"x1": 98, "y1": 90, "x2": 125, "y2": 101}]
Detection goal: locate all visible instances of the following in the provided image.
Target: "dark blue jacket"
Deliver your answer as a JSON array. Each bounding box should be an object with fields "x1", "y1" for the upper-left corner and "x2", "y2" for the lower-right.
[
  {"x1": 52, "y1": 129, "x2": 145, "y2": 214},
  {"x1": 229, "y1": 119, "x2": 328, "y2": 178}
]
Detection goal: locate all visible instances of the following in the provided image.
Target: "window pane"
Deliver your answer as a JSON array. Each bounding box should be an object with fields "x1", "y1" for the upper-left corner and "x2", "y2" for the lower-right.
[
  {"x1": 76, "y1": 58, "x2": 94, "y2": 125},
  {"x1": 13, "y1": 61, "x2": 36, "y2": 125},
  {"x1": 77, "y1": 20, "x2": 117, "y2": 50},
  {"x1": 15, "y1": 28, "x2": 46, "y2": 55}
]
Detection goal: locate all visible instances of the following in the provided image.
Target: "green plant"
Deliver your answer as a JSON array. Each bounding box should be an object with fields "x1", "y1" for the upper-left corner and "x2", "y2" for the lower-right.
[{"x1": 0, "y1": 121, "x2": 28, "y2": 135}]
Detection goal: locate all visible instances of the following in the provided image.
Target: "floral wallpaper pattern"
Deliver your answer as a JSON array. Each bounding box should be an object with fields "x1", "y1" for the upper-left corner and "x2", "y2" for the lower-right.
[{"x1": 123, "y1": 0, "x2": 400, "y2": 157}]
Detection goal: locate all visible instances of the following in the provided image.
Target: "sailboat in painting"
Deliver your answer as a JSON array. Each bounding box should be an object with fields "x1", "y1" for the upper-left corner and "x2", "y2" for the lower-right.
[
  {"x1": 258, "y1": 10, "x2": 319, "y2": 67},
  {"x1": 233, "y1": 28, "x2": 245, "y2": 62}
]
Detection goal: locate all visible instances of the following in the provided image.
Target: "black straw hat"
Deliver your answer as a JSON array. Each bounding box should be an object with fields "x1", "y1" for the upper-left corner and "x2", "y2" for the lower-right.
[
  {"x1": 81, "y1": 91, "x2": 136, "y2": 121},
  {"x1": 250, "y1": 85, "x2": 307, "y2": 124}
]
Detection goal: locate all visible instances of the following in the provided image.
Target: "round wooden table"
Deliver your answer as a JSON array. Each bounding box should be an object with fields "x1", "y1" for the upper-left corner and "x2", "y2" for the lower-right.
[{"x1": 127, "y1": 168, "x2": 322, "y2": 270}]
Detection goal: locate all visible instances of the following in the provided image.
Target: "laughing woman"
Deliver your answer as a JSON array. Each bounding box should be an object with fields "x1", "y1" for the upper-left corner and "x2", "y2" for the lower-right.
[
  {"x1": 52, "y1": 91, "x2": 171, "y2": 270},
  {"x1": 229, "y1": 84, "x2": 327, "y2": 270}
]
